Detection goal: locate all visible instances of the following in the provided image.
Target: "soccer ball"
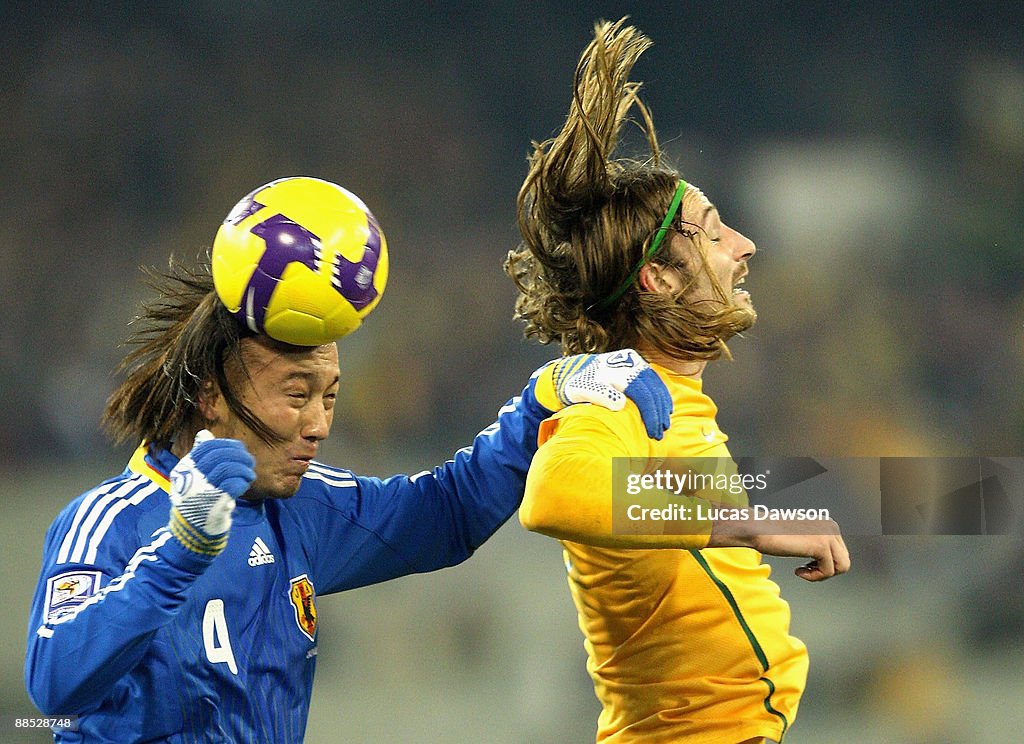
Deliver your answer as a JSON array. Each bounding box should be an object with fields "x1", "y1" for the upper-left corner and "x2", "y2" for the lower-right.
[{"x1": 211, "y1": 176, "x2": 389, "y2": 346}]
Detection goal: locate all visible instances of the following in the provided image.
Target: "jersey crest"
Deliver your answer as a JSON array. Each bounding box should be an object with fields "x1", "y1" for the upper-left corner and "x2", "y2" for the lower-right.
[{"x1": 289, "y1": 574, "x2": 318, "y2": 641}]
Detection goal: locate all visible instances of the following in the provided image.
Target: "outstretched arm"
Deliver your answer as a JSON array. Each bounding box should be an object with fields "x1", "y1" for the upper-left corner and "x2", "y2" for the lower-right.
[
  {"x1": 308, "y1": 351, "x2": 673, "y2": 592},
  {"x1": 521, "y1": 408, "x2": 850, "y2": 581}
]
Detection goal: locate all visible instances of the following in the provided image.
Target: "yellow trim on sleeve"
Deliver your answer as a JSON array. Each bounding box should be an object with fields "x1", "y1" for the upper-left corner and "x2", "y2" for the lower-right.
[{"x1": 533, "y1": 361, "x2": 561, "y2": 412}]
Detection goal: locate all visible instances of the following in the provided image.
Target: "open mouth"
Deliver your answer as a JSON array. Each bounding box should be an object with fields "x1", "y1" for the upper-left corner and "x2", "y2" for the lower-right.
[{"x1": 732, "y1": 275, "x2": 750, "y2": 299}]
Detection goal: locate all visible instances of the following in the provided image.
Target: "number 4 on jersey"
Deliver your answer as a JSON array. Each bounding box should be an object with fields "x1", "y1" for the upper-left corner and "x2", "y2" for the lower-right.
[{"x1": 203, "y1": 599, "x2": 238, "y2": 674}]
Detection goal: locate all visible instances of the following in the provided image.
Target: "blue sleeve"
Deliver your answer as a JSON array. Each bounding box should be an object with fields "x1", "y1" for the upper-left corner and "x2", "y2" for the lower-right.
[
  {"x1": 24, "y1": 491, "x2": 214, "y2": 716},
  {"x1": 307, "y1": 373, "x2": 551, "y2": 593}
]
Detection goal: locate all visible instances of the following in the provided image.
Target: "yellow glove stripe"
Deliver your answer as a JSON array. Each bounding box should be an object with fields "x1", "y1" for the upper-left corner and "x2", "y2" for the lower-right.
[
  {"x1": 553, "y1": 355, "x2": 591, "y2": 401},
  {"x1": 169, "y1": 509, "x2": 227, "y2": 556},
  {"x1": 534, "y1": 362, "x2": 562, "y2": 412}
]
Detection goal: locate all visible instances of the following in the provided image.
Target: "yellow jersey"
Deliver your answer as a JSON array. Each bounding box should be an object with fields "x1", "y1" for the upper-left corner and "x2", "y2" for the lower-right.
[{"x1": 523, "y1": 365, "x2": 807, "y2": 743}]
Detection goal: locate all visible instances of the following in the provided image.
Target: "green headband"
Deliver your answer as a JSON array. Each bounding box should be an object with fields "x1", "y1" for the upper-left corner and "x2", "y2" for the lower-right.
[{"x1": 597, "y1": 179, "x2": 688, "y2": 309}]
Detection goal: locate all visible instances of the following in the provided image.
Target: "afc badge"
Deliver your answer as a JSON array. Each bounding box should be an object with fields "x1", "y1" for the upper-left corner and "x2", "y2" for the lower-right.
[
  {"x1": 43, "y1": 570, "x2": 102, "y2": 624},
  {"x1": 289, "y1": 574, "x2": 318, "y2": 641}
]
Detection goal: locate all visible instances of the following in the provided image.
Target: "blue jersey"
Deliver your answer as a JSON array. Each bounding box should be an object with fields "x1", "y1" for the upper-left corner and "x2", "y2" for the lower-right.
[{"x1": 25, "y1": 380, "x2": 547, "y2": 743}]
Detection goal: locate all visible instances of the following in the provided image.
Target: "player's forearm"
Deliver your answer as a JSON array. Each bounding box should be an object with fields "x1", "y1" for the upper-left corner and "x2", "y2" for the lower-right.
[
  {"x1": 389, "y1": 379, "x2": 549, "y2": 572},
  {"x1": 705, "y1": 512, "x2": 841, "y2": 548},
  {"x1": 522, "y1": 495, "x2": 842, "y2": 560},
  {"x1": 706, "y1": 511, "x2": 851, "y2": 580},
  {"x1": 706, "y1": 512, "x2": 761, "y2": 548}
]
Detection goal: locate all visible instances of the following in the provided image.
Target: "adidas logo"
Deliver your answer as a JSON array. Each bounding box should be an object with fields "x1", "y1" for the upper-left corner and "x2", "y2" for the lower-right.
[{"x1": 247, "y1": 537, "x2": 276, "y2": 567}]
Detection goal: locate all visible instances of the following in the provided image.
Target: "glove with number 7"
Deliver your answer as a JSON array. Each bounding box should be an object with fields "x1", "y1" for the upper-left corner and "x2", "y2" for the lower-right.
[
  {"x1": 168, "y1": 430, "x2": 256, "y2": 557},
  {"x1": 534, "y1": 349, "x2": 672, "y2": 440}
]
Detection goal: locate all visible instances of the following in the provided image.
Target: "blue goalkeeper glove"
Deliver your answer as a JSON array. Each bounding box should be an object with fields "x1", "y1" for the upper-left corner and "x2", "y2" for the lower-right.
[
  {"x1": 168, "y1": 430, "x2": 256, "y2": 556},
  {"x1": 536, "y1": 349, "x2": 673, "y2": 440}
]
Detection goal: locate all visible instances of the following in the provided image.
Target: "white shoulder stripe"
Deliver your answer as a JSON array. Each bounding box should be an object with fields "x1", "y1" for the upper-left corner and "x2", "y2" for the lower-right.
[
  {"x1": 68, "y1": 476, "x2": 150, "y2": 564},
  {"x1": 55, "y1": 479, "x2": 126, "y2": 564},
  {"x1": 84, "y1": 481, "x2": 160, "y2": 564},
  {"x1": 305, "y1": 461, "x2": 357, "y2": 483},
  {"x1": 57, "y1": 475, "x2": 156, "y2": 565},
  {"x1": 303, "y1": 470, "x2": 358, "y2": 488},
  {"x1": 306, "y1": 461, "x2": 354, "y2": 478}
]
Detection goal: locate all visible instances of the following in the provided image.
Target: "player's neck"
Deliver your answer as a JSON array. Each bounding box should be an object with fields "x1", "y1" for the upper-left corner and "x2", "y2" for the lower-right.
[
  {"x1": 170, "y1": 431, "x2": 198, "y2": 459},
  {"x1": 636, "y1": 347, "x2": 707, "y2": 379}
]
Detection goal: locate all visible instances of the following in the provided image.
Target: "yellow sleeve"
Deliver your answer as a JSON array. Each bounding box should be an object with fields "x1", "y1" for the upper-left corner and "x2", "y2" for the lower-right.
[{"x1": 521, "y1": 405, "x2": 711, "y2": 549}]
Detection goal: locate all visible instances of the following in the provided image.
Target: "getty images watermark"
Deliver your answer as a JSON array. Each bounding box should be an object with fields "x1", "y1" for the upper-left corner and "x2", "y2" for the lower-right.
[
  {"x1": 623, "y1": 468, "x2": 831, "y2": 523},
  {"x1": 611, "y1": 457, "x2": 1024, "y2": 536}
]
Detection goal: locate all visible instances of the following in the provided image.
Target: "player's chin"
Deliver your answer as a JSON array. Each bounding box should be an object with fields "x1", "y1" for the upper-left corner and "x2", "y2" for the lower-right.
[
  {"x1": 731, "y1": 290, "x2": 755, "y2": 314},
  {"x1": 253, "y1": 471, "x2": 306, "y2": 500},
  {"x1": 730, "y1": 300, "x2": 757, "y2": 330}
]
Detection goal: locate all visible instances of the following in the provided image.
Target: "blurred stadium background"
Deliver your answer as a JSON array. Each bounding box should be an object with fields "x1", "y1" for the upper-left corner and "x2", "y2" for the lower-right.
[{"x1": 2, "y1": 2, "x2": 1022, "y2": 741}]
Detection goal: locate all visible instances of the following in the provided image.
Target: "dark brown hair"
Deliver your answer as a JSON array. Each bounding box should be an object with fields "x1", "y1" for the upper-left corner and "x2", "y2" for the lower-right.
[
  {"x1": 103, "y1": 259, "x2": 279, "y2": 449},
  {"x1": 505, "y1": 18, "x2": 752, "y2": 358}
]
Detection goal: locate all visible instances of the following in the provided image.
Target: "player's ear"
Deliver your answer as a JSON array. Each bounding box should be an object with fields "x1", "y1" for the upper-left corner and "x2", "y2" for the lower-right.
[
  {"x1": 638, "y1": 263, "x2": 673, "y2": 295},
  {"x1": 197, "y1": 379, "x2": 223, "y2": 424}
]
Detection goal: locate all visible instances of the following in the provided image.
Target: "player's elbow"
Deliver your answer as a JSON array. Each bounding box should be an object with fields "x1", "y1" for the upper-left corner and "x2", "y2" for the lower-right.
[
  {"x1": 28, "y1": 688, "x2": 60, "y2": 718},
  {"x1": 521, "y1": 462, "x2": 568, "y2": 535},
  {"x1": 518, "y1": 496, "x2": 546, "y2": 534},
  {"x1": 519, "y1": 489, "x2": 572, "y2": 539},
  {"x1": 25, "y1": 644, "x2": 88, "y2": 716},
  {"x1": 26, "y1": 669, "x2": 68, "y2": 717},
  {"x1": 27, "y1": 675, "x2": 94, "y2": 718}
]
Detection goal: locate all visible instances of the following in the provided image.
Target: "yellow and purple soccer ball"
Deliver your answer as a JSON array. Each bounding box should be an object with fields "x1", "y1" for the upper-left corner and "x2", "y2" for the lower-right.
[{"x1": 211, "y1": 177, "x2": 389, "y2": 346}]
